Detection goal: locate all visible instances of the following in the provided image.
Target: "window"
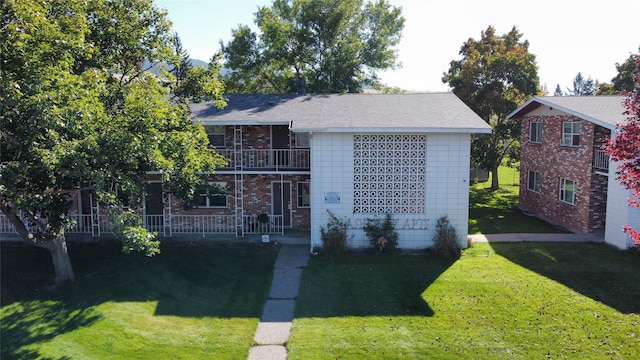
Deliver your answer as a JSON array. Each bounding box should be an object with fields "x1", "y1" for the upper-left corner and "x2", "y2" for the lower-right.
[
  {"x1": 527, "y1": 171, "x2": 541, "y2": 193},
  {"x1": 296, "y1": 132, "x2": 310, "y2": 148},
  {"x1": 196, "y1": 182, "x2": 227, "y2": 208},
  {"x1": 297, "y1": 182, "x2": 310, "y2": 207},
  {"x1": 204, "y1": 125, "x2": 225, "y2": 148},
  {"x1": 530, "y1": 122, "x2": 542, "y2": 143},
  {"x1": 559, "y1": 178, "x2": 576, "y2": 205},
  {"x1": 562, "y1": 122, "x2": 580, "y2": 146}
]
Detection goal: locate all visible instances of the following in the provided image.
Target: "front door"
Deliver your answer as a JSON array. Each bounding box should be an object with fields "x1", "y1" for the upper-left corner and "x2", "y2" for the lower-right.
[
  {"x1": 144, "y1": 183, "x2": 164, "y2": 231},
  {"x1": 272, "y1": 181, "x2": 291, "y2": 227},
  {"x1": 271, "y1": 125, "x2": 290, "y2": 167}
]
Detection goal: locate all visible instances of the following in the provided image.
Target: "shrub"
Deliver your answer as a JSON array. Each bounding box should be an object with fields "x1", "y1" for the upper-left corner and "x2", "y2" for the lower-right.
[
  {"x1": 432, "y1": 216, "x2": 461, "y2": 258},
  {"x1": 363, "y1": 213, "x2": 399, "y2": 253},
  {"x1": 320, "y1": 210, "x2": 351, "y2": 256}
]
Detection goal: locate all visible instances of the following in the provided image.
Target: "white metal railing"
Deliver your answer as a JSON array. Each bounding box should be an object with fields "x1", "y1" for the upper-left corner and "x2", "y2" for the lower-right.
[
  {"x1": 216, "y1": 149, "x2": 310, "y2": 170},
  {"x1": 593, "y1": 148, "x2": 609, "y2": 172},
  {"x1": 0, "y1": 213, "x2": 284, "y2": 236}
]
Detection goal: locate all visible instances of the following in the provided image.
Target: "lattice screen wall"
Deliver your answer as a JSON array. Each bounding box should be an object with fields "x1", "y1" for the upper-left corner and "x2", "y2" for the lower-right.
[{"x1": 353, "y1": 134, "x2": 426, "y2": 214}]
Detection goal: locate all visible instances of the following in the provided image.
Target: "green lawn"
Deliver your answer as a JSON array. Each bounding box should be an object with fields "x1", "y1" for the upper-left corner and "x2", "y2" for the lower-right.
[
  {"x1": 1, "y1": 241, "x2": 278, "y2": 360},
  {"x1": 288, "y1": 243, "x2": 640, "y2": 359},
  {"x1": 469, "y1": 166, "x2": 563, "y2": 234}
]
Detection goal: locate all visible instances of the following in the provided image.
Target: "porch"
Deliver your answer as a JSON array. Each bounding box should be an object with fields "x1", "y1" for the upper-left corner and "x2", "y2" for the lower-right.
[{"x1": 216, "y1": 149, "x2": 310, "y2": 171}]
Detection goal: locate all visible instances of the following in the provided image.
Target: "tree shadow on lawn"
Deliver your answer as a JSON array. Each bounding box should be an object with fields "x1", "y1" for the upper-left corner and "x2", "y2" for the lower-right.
[
  {"x1": 295, "y1": 252, "x2": 457, "y2": 318},
  {"x1": 1, "y1": 241, "x2": 278, "y2": 318},
  {"x1": 490, "y1": 242, "x2": 640, "y2": 314}
]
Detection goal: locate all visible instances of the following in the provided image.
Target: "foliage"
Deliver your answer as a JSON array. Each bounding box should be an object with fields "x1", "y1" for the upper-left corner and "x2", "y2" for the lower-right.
[
  {"x1": 553, "y1": 83, "x2": 564, "y2": 96},
  {"x1": 611, "y1": 50, "x2": 639, "y2": 93},
  {"x1": 606, "y1": 55, "x2": 640, "y2": 245},
  {"x1": 431, "y1": 216, "x2": 461, "y2": 258},
  {"x1": 442, "y1": 26, "x2": 540, "y2": 191},
  {"x1": 221, "y1": 0, "x2": 405, "y2": 94},
  {"x1": 319, "y1": 210, "x2": 351, "y2": 256},
  {"x1": 566, "y1": 72, "x2": 597, "y2": 96},
  {"x1": 170, "y1": 32, "x2": 192, "y2": 87},
  {"x1": 108, "y1": 208, "x2": 159, "y2": 257},
  {"x1": 0, "y1": 0, "x2": 226, "y2": 284},
  {"x1": 291, "y1": 242, "x2": 640, "y2": 359},
  {"x1": 363, "y1": 213, "x2": 398, "y2": 253}
]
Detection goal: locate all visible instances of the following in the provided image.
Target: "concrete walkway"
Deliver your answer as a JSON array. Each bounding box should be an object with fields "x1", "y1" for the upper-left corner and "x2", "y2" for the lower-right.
[
  {"x1": 468, "y1": 232, "x2": 604, "y2": 243},
  {"x1": 248, "y1": 244, "x2": 309, "y2": 360}
]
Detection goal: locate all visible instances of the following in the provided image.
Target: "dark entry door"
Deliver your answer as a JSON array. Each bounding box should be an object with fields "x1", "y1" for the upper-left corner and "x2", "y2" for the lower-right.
[
  {"x1": 144, "y1": 183, "x2": 164, "y2": 231},
  {"x1": 271, "y1": 125, "x2": 290, "y2": 167},
  {"x1": 272, "y1": 181, "x2": 291, "y2": 227}
]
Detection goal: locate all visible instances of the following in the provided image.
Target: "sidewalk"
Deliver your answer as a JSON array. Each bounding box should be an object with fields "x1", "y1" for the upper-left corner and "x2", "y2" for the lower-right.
[
  {"x1": 468, "y1": 232, "x2": 604, "y2": 243},
  {"x1": 248, "y1": 244, "x2": 309, "y2": 360}
]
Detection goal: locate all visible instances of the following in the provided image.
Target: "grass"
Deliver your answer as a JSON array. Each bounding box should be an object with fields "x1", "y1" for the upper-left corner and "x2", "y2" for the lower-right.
[
  {"x1": 469, "y1": 165, "x2": 563, "y2": 234},
  {"x1": 289, "y1": 243, "x2": 640, "y2": 359},
  {"x1": 1, "y1": 241, "x2": 278, "y2": 360}
]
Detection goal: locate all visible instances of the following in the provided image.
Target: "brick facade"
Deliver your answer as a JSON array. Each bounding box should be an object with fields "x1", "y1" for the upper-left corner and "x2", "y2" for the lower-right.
[{"x1": 519, "y1": 113, "x2": 610, "y2": 233}]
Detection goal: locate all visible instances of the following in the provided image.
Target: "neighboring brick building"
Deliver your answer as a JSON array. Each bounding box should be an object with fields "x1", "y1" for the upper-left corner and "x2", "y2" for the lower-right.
[{"x1": 508, "y1": 96, "x2": 639, "y2": 249}]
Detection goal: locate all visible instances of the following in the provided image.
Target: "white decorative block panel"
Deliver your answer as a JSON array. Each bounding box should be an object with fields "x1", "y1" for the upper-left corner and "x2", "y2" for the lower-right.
[{"x1": 353, "y1": 134, "x2": 426, "y2": 214}]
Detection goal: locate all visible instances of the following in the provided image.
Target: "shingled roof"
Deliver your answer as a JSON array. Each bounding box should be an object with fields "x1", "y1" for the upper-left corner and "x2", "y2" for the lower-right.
[
  {"x1": 507, "y1": 96, "x2": 627, "y2": 130},
  {"x1": 189, "y1": 93, "x2": 491, "y2": 134}
]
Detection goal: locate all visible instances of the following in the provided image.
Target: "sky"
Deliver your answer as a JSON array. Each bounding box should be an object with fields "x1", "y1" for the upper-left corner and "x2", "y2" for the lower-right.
[{"x1": 155, "y1": 0, "x2": 639, "y2": 93}]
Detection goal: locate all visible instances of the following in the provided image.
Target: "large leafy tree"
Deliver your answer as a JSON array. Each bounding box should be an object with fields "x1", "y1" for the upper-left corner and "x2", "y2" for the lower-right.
[
  {"x1": 612, "y1": 51, "x2": 639, "y2": 93},
  {"x1": 0, "y1": 0, "x2": 226, "y2": 286},
  {"x1": 221, "y1": 0, "x2": 404, "y2": 93},
  {"x1": 606, "y1": 56, "x2": 640, "y2": 246},
  {"x1": 442, "y1": 26, "x2": 540, "y2": 190}
]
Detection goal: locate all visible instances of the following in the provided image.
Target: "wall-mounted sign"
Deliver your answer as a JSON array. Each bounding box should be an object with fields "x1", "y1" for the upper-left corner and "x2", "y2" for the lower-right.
[{"x1": 324, "y1": 192, "x2": 341, "y2": 204}]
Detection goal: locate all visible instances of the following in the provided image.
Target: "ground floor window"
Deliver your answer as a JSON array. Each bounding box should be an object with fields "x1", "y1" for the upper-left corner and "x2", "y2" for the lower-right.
[
  {"x1": 559, "y1": 178, "x2": 576, "y2": 205},
  {"x1": 196, "y1": 182, "x2": 228, "y2": 208},
  {"x1": 527, "y1": 170, "x2": 541, "y2": 193},
  {"x1": 297, "y1": 182, "x2": 310, "y2": 207}
]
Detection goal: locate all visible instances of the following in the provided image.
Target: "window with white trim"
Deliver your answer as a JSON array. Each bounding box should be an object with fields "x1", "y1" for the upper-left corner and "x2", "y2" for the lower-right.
[
  {"x1": 204, "y1": 125, "x2": 225, "y2": 148},
  {"x1": 562, "y1": 122, "x2": 580, "y2": 146},
  {"x1": 196, "y1": 182, "x2": 227, "y2": 208},
  {"x1": 559, "y1": 178, "x2": 576, "y2": 205},
  {"x1": 530, "y1": 122, "x2": 542, "y2": 143},
  {"x1": 296, "y1": 132, "x2": 310, "y2": 148},
  {"x1": 297, "y1": 182, "x2": 310, "y2": 207},
  {"x1": 527, "y1": 171, "x2": 541, "y2": 193}
]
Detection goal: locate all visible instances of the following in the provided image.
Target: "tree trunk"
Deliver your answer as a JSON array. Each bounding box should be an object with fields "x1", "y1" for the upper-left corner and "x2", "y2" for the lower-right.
[
  {"x1": 490, "y1": 167, "x2": 499, "y2": 191},
  {"x1": 42, "y1": 234, "x2": 75, "y2": 285},
  {"x1": 0, "y1": 203, "x2": 75, "y2": 285}
]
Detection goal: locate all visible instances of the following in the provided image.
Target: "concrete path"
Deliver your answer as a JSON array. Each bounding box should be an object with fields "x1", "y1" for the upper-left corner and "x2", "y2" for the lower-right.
[
  {"x1": 468, "y1": 232, "x2": 604, "y2": 243},
  {"x1": 248, "y1": 244, "x2": 309, "y2": 360}
]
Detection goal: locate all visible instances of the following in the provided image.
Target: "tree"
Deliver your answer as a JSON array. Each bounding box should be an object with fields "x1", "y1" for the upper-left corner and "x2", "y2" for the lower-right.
[
  {"x1": 221, "y1": 0, "x2": 405, "y2": 94},
  {"x1": 567, "y1": 72, "x2": 597, "y2": 96},
  {"x1": 442, "y1": 26, "x2": 540, "y2": 191},
  {"x1": 611, "y1": 51, "x2": 639, "y2": 93},
  {"x1": 0, "y1": 0, "x2": 226, "y2": 286},
  {"x1": 606, "y1": 56, "x2": 640, "y2": 245},
  {"x1": 170, "y1": 33, "x2": 193, "y2": 87},
  {"x1": 554, "y1": 84, "x2": 564, "y2": 96}
]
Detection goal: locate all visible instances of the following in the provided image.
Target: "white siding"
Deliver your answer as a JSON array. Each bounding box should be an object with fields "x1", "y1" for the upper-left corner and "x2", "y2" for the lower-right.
[
  {"x1": 605, "y1": 171, "x2": 640, "y2": 249},
  {"x1": 310, "y1": 132, "x2": 472, "y2": 250}
]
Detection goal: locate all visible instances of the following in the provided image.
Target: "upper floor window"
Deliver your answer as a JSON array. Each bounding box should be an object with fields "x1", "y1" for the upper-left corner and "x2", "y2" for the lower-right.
[
  {"x1": 204, "y1": 125, "x2": 225, "y2": 148},
  {"x1": 530, "y1": 122, "x2": 542, "y2": 143},
  {"x1": 527, "y1": 171, "x2": 541, "y2": 193},
  {"x1": 296, "y1": 132, "x2": 310, "y2": 148},
  {"x1": 559, "y1": 178, "x2": 576, "y2": 205},
  {"x1": 562, "y1": 122, "x2": 580, "y2": 146},
  {"x1": 297, "y1": 182, "x2": 310, "y2": 207},
  {"x1": 196, "y1": 182, "x2": 227, "y2": 208}
]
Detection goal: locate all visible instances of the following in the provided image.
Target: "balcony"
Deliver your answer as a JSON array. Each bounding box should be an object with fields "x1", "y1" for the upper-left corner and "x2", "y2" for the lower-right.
[
  {"x1": 592, "y1": 148, "x2": 609, "y2": 172},
  {"x1": 215, "y1": 149, "x2": 310, "y2": 171}
]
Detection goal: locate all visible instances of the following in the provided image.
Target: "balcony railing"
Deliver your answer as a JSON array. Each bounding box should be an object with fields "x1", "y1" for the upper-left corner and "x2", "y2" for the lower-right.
[
  {"x1": 0, "y1": 213, "x2": 284, "y2": 237},
  {"x1": 593, "y1": 148, "x2": 609, "y2": 172},
  {"x1": 216, "y1": 149, "x2": 310, "y2": 170}
]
